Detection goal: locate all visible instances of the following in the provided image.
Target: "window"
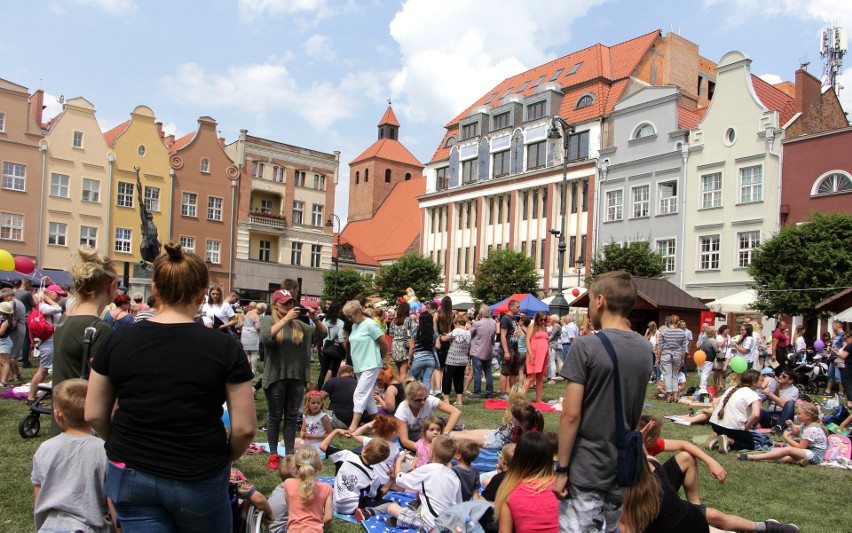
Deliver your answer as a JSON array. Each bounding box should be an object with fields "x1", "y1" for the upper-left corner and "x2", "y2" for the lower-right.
[
  {"x1": 658, "y1": 181, "x2": 678, "y2": 215},
  {"x1": 517, "y1": 80, "x2": 530, "y2": 92},
  {"x1": 207, "y1": 196, "x2": 223, "y2": 221},
  {"x1": 576, "y1": 94, "x2": 594, "y2": 109},
  {"x1": 117, "y1": 182, "x2": 134, "y2": 207},
  {"x1": 488, "y1": 197, "x2": 495, "y2": 224},
  {"x1": 206, "y1": 240, "x2": 221, "y2": 264},
  {"x1": 364, "y1": 169, "x2": 369, "y2": 183},
  {"x1": 0, "y1": 113, "x2": 4, "y2": 132},
  {"x1": 497, "y1": 196, "x2": 503, "y2": 223},
  {"x1": 291, "y1": 242, "x2": 302, "y2": 265},
  {"x1": 200, "y1": 158, "x2": 210, "y2": 173},
  {"x1": 181, "y1": 192, "x2": 197, "y2": 217},
  {"x1": 530, "y1": 240, "x2": 537, "y2": 265},
  {"x1": 2, "y1": 162, "x2": 26, "y2": 191},
  {"x1": 466, "y1": 202, "x2": 472, "y2": 229},
  {"x1": 457, "y1": 204, "x2": 464, "y2": 229},
  {"x1": 526, "y1": 101, "x2": 546, "y2": 121},
  {"x1": 137, "y1": 145, "x2": 146, "y2": 157},
  {"x1": 272, "y1": 166, "x2": 283, "y2": 182},
  {"x1": 47, "y1": 222, "x2": 66, "y2": 246},
  {"x1": 739, "y1": 166, "x2": 763, "y2": 203},
  {"x1": 294, "y1": 171, "x2": 306, "y2": 187},
  {"x1": 456, "y1": 248, "x2": 462, "y2": 275},
  {"x1": 436, "y1": 166, "x2": 449, "y2": 190},
  {"x1": 725, "y1": 128, "x2": 736, "y2": 144},
  {"x1": 484, "y1": 93, "x2": 498, "y2": 105},
  {"x1": 258, "y1": 239, "x2": 271, "y2": 262},
  {"x1": 314, "y1": 174, "x2": 326, "y2": 189},
  {"x1": 540, "y1": 239, "x2": 546, "y2": 269},
  {"x1": 311, "y1": 244, "x2": 322, "y2": 268},
  {"x1": 461, "y1": 159, "x2": 477, "y2": 183},
  {"x1": 0, "y1": 212, "x2": 23, "y2": 241},
  {"x1": 50, "y1": 173, "x2": 70, "y2": 198},
  {"x1": 527, "y1": 141, "x2": 546, "y2": 170},
  {"x1": 82, "y1": 178, "x2": 100, "y2": 202},
  {"x1": 532, "y1": 189, "x2": 539, "y2": 218},
  {"x1": 499, "y1": 87, "x2": 514, "y2": 99},
  {"x1": 701, "y1": 173, "x2": 722, "y2": 209},
  {"x1": 520, "y1": 241, "x2": 527, "y2": 255},
  {"x1": 260, "y1": 199, "x2": 273, "y2": 214},
  {"x1": 292, "y1": 201, "x2": 304, "y2": 225},
  {"x1": 115, "y1": 228, "x2": 131, "y2": 253},
  {"x1": 251, "y1": 161, "x2": 264, "y2": 178},
  {"x1": 606, "y1": 190, "x2": 623, "y2": 221},
  {"x1": 699, "y1": 235, "x2": 720, "y2": 270},
  {"x1": 355, "y1": 171, "x2": 359, "y2": 184},
  {"x1": 80, "y1": 226, "x2": 97, "y2": 248},
  {"x1": 311, "y1": 204, "x2": 323, "y2": 226},
  {"x1": 493, "y1": 151, "x2": 509, "y2": 178},
  {"x1": 405, "y1": 173, "x2": 411, "y2": 181},
  {"x1": 582, "y1": 180, "x2": 588, "y2": 211},
  {"x1": 571, "y1": 181, "x2": 578, "y2": 214},
  {"x1": 549, "y1": 68, "x2": 564, "y2": 81},
  {"x1": 144, "y1": 186, "x2": 160, "y2": 212},
  {"x1": 815, "y1": 172, "x2": 852, "y2": 195},
  {"x1": 569, "y1": 236, "x2": 576, "y2": 263},
  {"x1": 521, "y1": 191, "x2": 529, "y2": 220},
  {"x1": 567, "y1": 131, "x2": 589, "y2": 161},
  {"x1": 632, "y1": 185, "x2": 649, "y2": 218},
  {"x1": 531, "y1": 75, "x2": 545, "y2": 88},
  {"x1": 73, "y1": 131, "x2": 84, "y2": 149},
  {"x1": 567, "y1": 61, "x2": 582, "y2": 75},
  {"x1": 634, "y1": 123, "x2": 655, "y2": 139},
  {"x1": 461, "y1": 122, "x2": 479, "y2": 140},
  {"x1": 385, "y1": 169, "x2": 392, "y2": 183},
  {"x1": 180, "y1": 236, "x2": 195, "y2": 254},
  {"x1": 657, "y1": 240, "x2": 676, "y2": 273},
  {"x1": 737, "y1": 231, "x2": 760, "y2": 267},
  {"x1": 444, "y1": 135, "x2": 457, "y2": 148},
  {"x1": 492, "y1": 112, "x2": 510, "y2": 130}
]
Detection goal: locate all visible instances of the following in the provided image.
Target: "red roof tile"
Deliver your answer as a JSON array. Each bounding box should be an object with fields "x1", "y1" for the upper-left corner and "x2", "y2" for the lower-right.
[
  {"x1": 169, "y1": 132, "x2": 195, "y2": 153},
  {"x1": 332, "y1": 235, "x2": 381, "y2": 267},
  {"x1": 351, "y1": 137, "x2": 423, "y2": 167},
  {"x1": 340, "y1": 176, "x2": 426, "y2": 262},
  {"x1": 678, "y1": 107, "x2": 703, "y2": 130},
  {"x1": 751, "y1": 75, "x2": 796, "y2": 126},
  {"x1": 103, "y1": 120, "x2": 129, "y2": 147},
  {"x1": 378, "y1": 106, "x2": 400, "y2": 127}
]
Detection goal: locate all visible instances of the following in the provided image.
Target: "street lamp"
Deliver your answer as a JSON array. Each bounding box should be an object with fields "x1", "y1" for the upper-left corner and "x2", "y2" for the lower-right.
[
  {"x1": 325, "y1": 214, "x2": 341, "y2": 304},
  {"x1": 547, "y1": 116, "x2": 575, "y2": 317},
  {"x1": 576, "y1": 256, "x2": 585, "y2": 287}
]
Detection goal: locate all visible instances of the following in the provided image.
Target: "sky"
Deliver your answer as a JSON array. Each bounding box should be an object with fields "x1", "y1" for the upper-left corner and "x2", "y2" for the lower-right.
[{"x1": 3, "y1": 0, "x2": 851, "y2": 225}]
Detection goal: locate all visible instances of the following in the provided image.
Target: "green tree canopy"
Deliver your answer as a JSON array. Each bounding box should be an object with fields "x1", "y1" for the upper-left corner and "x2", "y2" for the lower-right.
[
  {"x1": 470, "y1": 248, "x2": 540, "y2": 304},
  {"x1": 374, "y1": 253, "x2": 443, "y2": 302},
  {"x1": 748, "y1": 212, "x2": 852, "y2": 319},
  {"x1": 590, "y1": 240, "x2": 665, "y2": 281},
  {"x1": 321, "y1": 267, "x2": 372, "y2": 306}
]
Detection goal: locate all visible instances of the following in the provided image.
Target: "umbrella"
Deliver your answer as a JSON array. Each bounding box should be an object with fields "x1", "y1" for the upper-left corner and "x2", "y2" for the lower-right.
[
  {"x1": 706, "y1": 289, "x2": 758, "y2": 314},
  {"x1": 490, "y1": 293, "x2": 550, "y2": 315},
  {"x1": 446, "y1": 291, "x2": 475, "y2": 311}
]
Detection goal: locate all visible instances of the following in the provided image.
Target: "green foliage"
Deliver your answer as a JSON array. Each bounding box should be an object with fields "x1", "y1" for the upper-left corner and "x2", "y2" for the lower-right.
[
  {"x1": 470, "y1": 248, "x2": 540, "y2": 304},
  {"x1": 748, "y1": 212, "x2": 852, "y2": 318},
  {"x1": 321, "y1": 267, "x2": 372, "y2": 305},
  {"x1": 590, "y1": 240, "x2": 665, "y2": 281},
  {"x1": 373, "y1": 253, "x2": 443, "y2": 302}
]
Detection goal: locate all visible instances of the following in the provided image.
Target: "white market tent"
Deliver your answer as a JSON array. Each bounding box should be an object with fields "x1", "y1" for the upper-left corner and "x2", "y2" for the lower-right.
[
  {"x1": 706, "y1": 289, "x2": 758, "y2": 314},
  {"x1": 833, "y1": 306, "x2": 852, "y2": 322}
]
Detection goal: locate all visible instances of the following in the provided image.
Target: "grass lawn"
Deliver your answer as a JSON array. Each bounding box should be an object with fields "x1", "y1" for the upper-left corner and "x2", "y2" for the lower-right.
[{"x1": 1, "y1": 363, "x2": 851, "y2": 532}]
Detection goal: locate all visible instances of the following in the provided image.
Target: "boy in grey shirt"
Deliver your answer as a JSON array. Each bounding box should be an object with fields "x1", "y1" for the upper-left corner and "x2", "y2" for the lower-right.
[{"x1": 32, "y1": 379, "x2": 110, "y2": 533}]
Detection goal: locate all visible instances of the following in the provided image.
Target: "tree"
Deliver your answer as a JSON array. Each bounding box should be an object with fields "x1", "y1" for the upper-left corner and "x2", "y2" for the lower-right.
[
  {"x1": 749, "y1": 212, "x2": 852, "y2": 319},
  {"x1": 374, "y1": 253, "x2": 443, "y2": 302},
  {"x1": 470, "y1": 248, "x2": 540, "y2": 304},
  {"x1": 321, "y1": 267, "x2": 372, "y2": 306},
  {"x1": 590, "y1": 240, "x2": 665, "y2": 281}
]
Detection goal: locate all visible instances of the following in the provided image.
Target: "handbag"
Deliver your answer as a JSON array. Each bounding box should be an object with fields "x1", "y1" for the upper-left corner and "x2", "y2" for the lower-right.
[
  {"x1": 323, "y1": 322, "x2": 345, "y2": 359},
  {"x1": 596, "y1": 332, "x2": 644, "y2": 487}
]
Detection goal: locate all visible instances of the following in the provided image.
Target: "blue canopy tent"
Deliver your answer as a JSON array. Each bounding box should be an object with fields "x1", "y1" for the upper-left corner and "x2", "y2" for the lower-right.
[
  {"x1": 490, "y1": 293, "x2": 550, "y2": 315},
  {"x1": 0, "y1": 268, "x2": 72, "y2": 287}
]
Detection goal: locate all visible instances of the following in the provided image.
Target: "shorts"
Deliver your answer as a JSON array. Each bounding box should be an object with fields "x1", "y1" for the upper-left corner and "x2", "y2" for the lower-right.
[
  {"x1": 0, "y1": 336, "x2": 12, "y2": 354},
  {"x1": 713, "y1": 358, "x2": 726, "y2": 370},
  {"x1": 803, "y1": 447, "x2": 826, "y2": 464},
  {"x1": 36, "y1": 342, "x2": 53, "y2": 369},
  {"x1": 500, "y1": 349, "x2": 521, "y2": 377},
  {"x1": 558, "y1": 483, "x2": 625, "y2": 533},
  {"x1": 397, "y1": 505, "x2": 428, "y2": 532},
  {"x1": 662, "y1": 456, "x2": 685, "y2": 493}
]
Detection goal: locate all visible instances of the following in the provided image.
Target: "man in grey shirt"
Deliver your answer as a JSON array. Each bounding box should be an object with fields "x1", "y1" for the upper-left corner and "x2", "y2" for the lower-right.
[{"x1": 469, "y1": 305, "x2": 497, "y2": 398}]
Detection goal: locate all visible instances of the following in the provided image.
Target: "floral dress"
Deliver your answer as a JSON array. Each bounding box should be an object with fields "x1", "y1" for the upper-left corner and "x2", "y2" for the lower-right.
[{"x1": 389, "y1": 316, "x2": 417, "y2": 363}]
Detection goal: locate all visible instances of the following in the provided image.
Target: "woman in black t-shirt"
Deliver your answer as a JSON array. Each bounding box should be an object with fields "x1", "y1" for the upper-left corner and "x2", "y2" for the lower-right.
[{"x1": 87, "y1": 242, "x2": 255, "y2": 533}]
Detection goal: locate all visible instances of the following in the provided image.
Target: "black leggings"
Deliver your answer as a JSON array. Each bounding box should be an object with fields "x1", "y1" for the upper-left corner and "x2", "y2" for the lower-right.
[
  {"x1": 710, "y1": 422, "x2": 754, "y2": 450},
  {"x1": 317, "y1": 354, "x2": 344, "y2": 390},
  {"x1": 443, "y1": 364, "x2": 466, "y2": 396}
]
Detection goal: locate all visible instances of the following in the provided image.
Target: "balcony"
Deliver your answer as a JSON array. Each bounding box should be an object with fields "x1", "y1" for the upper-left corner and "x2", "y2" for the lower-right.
[
  {"x1": 248, "y1": 211, "x2": 288, "y2": 230},
  {"x1": 251, "y1": 177, "x2": 286, "y2": 195}
]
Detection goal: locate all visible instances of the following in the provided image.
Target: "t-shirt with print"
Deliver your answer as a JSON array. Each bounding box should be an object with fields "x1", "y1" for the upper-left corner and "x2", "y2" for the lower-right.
[
  {"x1": 395, "y1": 463, "x2": 462, "y2": 529},
  {"x1": 767, "y1": 386, "x2": 799, "y2": 413},
  {"x1": 327, "y1": 446, "x2": 379, "y2": 514},
  {"x1": 360, "y1": 436, "x2": 400, "y2": 485},
  {"x1": 395, "y1": 395, "x2": 441, "y2": 443},
  {"x1": 709, "y1": 387, "x2": 761, "y2": 431},
  {"x1": 500, "y1": 314, "x2": 519, "y2": 351},
  {"x1": 802, "y1": 424, "x2": 828, "y2": 451},
  {"x1": 445, "y1": 328, "x2": 471, "y2": 366},
  {"x1": 302, "y1": 412, "x2": 330, "y2": 446},
  {"x1": 558, "y1": 329, "x2": 653, "y2": 490}
]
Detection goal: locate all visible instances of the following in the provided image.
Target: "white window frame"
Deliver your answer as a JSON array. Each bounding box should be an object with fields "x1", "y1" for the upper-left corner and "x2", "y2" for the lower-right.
[
  {"x1": 633, "y1": 122, "x2": 656, "y2": 139},
  {"x1": 698, "y1": 235, "x2": 720, "y2": 271},
  {"x1": 179, "y1": 236, "x2": 195, "y2": 254},
  {"x1": 658, "y1": 180, "x2": 678, "y2": 215},
  {"x1": 311, "y1": 204, "x2": 323, "y2": 227},
  {"x1": 2, "y1": 162, "x2": 26, "y2": 191},
  {"x1": 82, "y1": 178, "x2": 100, "y2": 202},
  {"x1": 605, "y1": 189, "x2": 623, "y2": 221},
  {"x1": 0, "y1": 212, "x2": 24, "y2": 241},
  {"x1": 73, "y1": 130, "x2": 84, "y2": 149},
  {"x1": 200, "y1": 158, "x2": 210, "y2": 173},
  {"x1": 292, "y1": 201, "x2": 304, "y2": 225},
  {"x1": 291, "y1": 241, "x2": 302, "y2": 265},
  {"x1": 207, "y1": 196, "x2": 223, "y2": 221},
  {"x1": 811, "y1": 170, "x2": 852, "y2": 196},
  {"x1": 205, "y1": 240, "x2": 221, "y2": 264},
  {"x1": 736, "y1": 231, "x2": 760, "y2": 268},
  {"x1": 310, "y1": 244, "x2": 322, "y2": 268},
  {"x1": 117, "y1": 182, "x2": 134, "y2": 208},
  {"x1": 48, "y1": 222, "x2": 67, "y2": 246},
  {"x1": 739, "y1": 165, "x2": 763, "y2": 204},
  {"x1": 656, "y1": 238, "x2": 676, "y2": 273},
  {"x1": 0, "y1": 113, "x2": 5, "y2": 132},
  {"x1": 115, "y1": 228, "x2": 132, "y2": 254},
  {"x1": 258, "y1": 239, "x2": 271, "y2": 262},
  {"x1": 144, "y1": 186, "x2": 160, "y2": 212},
  {"x1": 631, "y1": 185, "x2": 649, "y2": 218},
  {"x1": 50, "y1": 173, "x2": 70, "y2": 198},
  {"x1": 80, "y1": 226, "x2": 97, "y2": 248},
  {"x1": 181, "y1": 192, "x2": 198, "y2": 217},
  {"x1": 701, "y1": 172, "x2": 722, "y2": 209}
]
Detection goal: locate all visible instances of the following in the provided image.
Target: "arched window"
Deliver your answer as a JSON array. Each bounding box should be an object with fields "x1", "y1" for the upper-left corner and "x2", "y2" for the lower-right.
[
  {"x1": 385, "y1": 169, "x2": 392, "y2": 183},
  {"x1": 200, "y1": 158, "x2": 210, "y2": 173},
  {"x1": 444, "y1": 135, "x2": 457, "y2": 148},
  {"x1": 813, "y1": 171, "x2": 852, "y2": 196},
  {"x1": 365, "y1": 169, "x2": 369, "y2": 182},
  {"x1": 355, "y1": 171, "x2": 359, "y2": 184},
  {"x1": 575, "y1": 94, "x2": 594, "y2": 109},
  {"x1": 634, "y1": 123, "x2": 655, "y2": 139}
]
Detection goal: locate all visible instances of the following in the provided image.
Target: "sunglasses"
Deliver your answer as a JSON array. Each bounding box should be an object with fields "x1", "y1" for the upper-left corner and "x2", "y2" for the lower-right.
[{"x1": 410, "y1": 397, "x2": 426, "y2": 403}]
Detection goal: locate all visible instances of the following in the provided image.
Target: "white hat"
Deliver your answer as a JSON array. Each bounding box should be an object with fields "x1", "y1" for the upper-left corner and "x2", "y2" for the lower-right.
[{"x1": 0, "y1": 301, "x2": 13, "y2": 315}]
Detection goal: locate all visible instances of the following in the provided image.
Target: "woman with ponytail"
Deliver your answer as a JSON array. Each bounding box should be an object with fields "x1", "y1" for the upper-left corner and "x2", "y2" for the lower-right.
[
  {"x1": 283, "y1": 447, "x2": 332, "y2": 532},
  {"x1": 86, "y1": 242, "x2": 256, "y2": 532},
  {"x1": 707, "y1": 369, "x2": 762, "y2": 453}
]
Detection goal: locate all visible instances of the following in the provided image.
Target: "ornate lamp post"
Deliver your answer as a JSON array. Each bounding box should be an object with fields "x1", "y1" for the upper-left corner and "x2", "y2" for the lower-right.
[
  {"x1": 325, "y1": 214, "x2": 341, "y2": 304},
  {"x1": 547, "y1": 116, "x2": 575, "y2": 317}
]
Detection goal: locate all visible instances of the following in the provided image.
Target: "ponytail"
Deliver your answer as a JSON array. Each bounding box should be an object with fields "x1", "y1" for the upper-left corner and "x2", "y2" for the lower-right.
[
  {"x1": 716, "y1": 386, "x2": 739, "y2": 420},
  {"x1": 621, "y1": 459, "x2": 661, "y2": 532},
  {"x1": 292, "y1": 447, "x2": 322, "y2": 502}
]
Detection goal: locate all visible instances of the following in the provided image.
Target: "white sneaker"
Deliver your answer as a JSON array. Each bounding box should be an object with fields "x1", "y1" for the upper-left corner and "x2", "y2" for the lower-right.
[
  {"x1": 718, "y1": 434, "x2": 730, "y2": 454},
  {"x1": 704, "y1": 433, "x2": 718, "y2": 451}
]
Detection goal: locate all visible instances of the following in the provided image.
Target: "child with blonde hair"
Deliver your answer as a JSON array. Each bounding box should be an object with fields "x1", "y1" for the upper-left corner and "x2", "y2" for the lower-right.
[
  {"x1": 283, "y1": 447, "x2": 332, "y2": 532},
  {"x1": 296, "y1": 390, "x2": 332, "y2": 450},
  {"x1": 268, "y1": 455, "x2": 296, "y2": 533},
  {"x1": 738, "y1": 402, "x2": 828, "y2": 466},
  {"x1": 451, "y1": 383, "x2": 526, "y2": 449}
]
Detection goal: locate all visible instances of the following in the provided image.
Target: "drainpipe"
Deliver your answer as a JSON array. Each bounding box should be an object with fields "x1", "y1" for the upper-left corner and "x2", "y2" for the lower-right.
[
  {"x1": 765, "y1": 127, "x2": 782, "y2": 232},
  {"x1": 168, "y1": 167, "x2": 174, "y2": 248},
  {"x1": 594, "y1": 160, "x2": 607, "y2": 258},
  {"x1": 106, "y1": 153, "x2": 115, "y2": 256},
  {"x1": 678, "y1": 142, "x2": 689, "y2": 290},
  {"x1": 37, "y1": 142, "x2": 48, "y2": 266},
  {"x1": 229, "y1": 176, "x2": 237, "y2": 292}
]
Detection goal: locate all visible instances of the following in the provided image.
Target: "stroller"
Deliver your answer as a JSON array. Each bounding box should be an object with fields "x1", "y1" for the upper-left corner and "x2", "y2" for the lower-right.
[
  {"x1": 792, "y1": 349, "x2": 828, "y2": 395},
  {"x1": 19, "y1": 382, "x2": 53, "y2": 438}
]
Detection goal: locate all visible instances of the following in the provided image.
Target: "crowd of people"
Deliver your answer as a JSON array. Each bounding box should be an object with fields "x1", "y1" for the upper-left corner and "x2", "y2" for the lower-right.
[{"x1": 4, "y1": 243, "x2": 840, "y2": 532}]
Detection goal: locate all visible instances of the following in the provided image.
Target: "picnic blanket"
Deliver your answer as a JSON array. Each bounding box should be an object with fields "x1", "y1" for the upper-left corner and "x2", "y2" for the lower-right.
[
  {"x1": 0, "y1": 384, "x2": 31, "y2": 400},
  {"x1": 251, "y1": 442, "x2": 326, "y2": 458},
  {"x1": 483, "y1": 399, "x2": 558, "y2": 412}
]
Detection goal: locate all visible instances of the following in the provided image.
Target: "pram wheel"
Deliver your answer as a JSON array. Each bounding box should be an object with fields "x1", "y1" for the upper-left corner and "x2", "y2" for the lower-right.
[{"x1": 19, "y1": 413, "x2": 40, "y2": 438}]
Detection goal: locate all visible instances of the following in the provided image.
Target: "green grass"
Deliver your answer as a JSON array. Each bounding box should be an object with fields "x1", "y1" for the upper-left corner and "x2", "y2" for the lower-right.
[{"x1": 2, "y1": 364, "x2": 851, "y2": 532}]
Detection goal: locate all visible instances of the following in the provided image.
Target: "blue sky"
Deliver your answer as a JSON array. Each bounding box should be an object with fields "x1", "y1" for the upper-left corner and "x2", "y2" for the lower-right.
[{"x1": 3, "y1": 0, "x2": 850, "y2": 224}]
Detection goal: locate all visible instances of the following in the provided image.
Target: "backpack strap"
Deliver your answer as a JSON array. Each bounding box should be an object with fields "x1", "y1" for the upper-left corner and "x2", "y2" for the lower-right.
[
  {"x1": 421, "y1": 480, "x2": 437, "y2": 517},
  {"x1": 595, "y1": 332, "x2": 628, "y2": 451}
]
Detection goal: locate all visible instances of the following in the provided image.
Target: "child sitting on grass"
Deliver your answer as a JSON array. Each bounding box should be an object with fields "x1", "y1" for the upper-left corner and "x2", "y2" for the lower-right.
[
  {"x1": 230, "y1": 466, "x2": 275, "y2": 526},
  {"x1": 283, "y1": 447, "x2": 332, "y2": 532},
  {"x1": 350, "y1": 415, "x2": 403, "y2": 486},
  {"x1": 481, "y1": 443, "x2": 516, "y2": 501},
  {"x1": 739, "y1": 402, "x2": 828, "y2": 466},
  {"x1": 452, "y1": 438, "x2": 482, "y2": 501},
  {"x1": 319, "y1": 428, "x2": 392, "y2": 515},
  {"x1": 32, "y1": 379, "x2": 112, "y2": 533},
  {"x1": 268, "y1": 455, "x2": 296, "y2": 533},
  {"x1": 412, "y1": 416, "x2": 445, "y2": 470},
  {"x1": 296, "y1": 390, "x2": 332, "y2": 450},
  {"x1": 495, "y1": 431, "x2": 559, "y2": 532},
  {"x1": 451, "y1": 383, "x2": 526, "y2": 449}
]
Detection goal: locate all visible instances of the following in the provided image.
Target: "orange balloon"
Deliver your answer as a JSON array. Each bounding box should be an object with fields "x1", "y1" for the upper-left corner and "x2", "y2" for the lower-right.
[{"x1": 693, "y1": 350, "x2": 707, "y2": 366}]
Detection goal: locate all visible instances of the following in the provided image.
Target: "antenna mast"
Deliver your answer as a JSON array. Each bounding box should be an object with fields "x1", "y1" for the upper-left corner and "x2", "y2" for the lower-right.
[{"x1": 820, "y1": 25, "x2": 848, "y2": 95}]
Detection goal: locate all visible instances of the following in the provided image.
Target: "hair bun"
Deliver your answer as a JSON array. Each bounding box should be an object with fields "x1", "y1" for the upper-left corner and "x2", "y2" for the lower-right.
[{"x1": 163, "y1": 241, "x2": 183, "y2": 261}]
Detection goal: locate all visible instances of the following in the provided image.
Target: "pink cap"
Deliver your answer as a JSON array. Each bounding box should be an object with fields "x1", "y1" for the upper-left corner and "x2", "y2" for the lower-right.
[{"x1": 46, "y1": 284, "x2": 67, "y2": 296}]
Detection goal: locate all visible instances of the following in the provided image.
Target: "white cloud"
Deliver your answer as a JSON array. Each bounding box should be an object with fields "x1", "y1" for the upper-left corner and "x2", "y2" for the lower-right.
[
  {"x1": 237, "y1": 0, "x2": 330, "y2": 22},
  {"x1": 704, "y1": 0, "x2": 852, "y2": 29},
  {"x1": 387, "y1": 0, "x2": 610, "y2": 125},
  {"x1": 50, "y1": 0, "x2": 137, "y2": 15},
  {"x1": 304, "y1": 34, "x2": 336, "y2": 62},
  {"x1": 42, "y1": 93, "x2": 63, "y2": 123},
  {"x1": 759, "y1": 74, "x2": 783, "y2": 85}
]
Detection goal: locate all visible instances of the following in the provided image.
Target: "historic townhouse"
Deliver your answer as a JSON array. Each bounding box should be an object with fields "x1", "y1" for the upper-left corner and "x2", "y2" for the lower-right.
[
  {"x1": 0, "y1": 79, "x2": 44, "y2": 260},
  {"x1": 169, "y1": 116, "x2": 240, "y2": 289},
  {"x1": 225, "y1": 132, "x2": 338, "y2": 301},
  {"x1": 418, "y1": 30, "x2": 716, "y2": 293},
  {"x1": 41, "y1": 97, "x2": 112, "y2": 269}
]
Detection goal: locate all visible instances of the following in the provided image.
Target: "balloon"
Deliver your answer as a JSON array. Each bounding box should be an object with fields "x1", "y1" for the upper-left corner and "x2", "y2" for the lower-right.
[
  {"x1": 693, "y1": 350, "x2": 706, "y2": 366},
  {"x1": 0, "y1": 249, "x2": 14, "y2": 271},
  {"x1": 729, "y1": 355, "x2": 748, "y2": 373},
  {"x1": 814, "y1": 339, "x2": 825, "y2": 352},
  {"x1": 419, "y1": 304, "x2": 426, "y2": 312},
  {"x1": 572, "y1": 287, "x2": 581, "y2": 297},
  {"x1": 13, "y1": 255, "x2": 35, "y2": 274}
]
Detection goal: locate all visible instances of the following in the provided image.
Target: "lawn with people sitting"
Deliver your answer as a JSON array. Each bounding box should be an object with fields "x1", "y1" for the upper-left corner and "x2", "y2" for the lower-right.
[{"x1": 1, "y1": 365, "x2": 851, "y2": 532}]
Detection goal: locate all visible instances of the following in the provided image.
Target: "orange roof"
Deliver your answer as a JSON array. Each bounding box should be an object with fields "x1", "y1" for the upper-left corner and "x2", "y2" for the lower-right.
[
  {"x1": 340, "y1": 176, "x2": 426, "y2": 262},
  {"x1": 350, "y1": 137, "x2": 423, "y2": 167},
  {"x1": 103, "y1": 120, "x2": 129, "y2": 147},
  {"x1": 678, "y1": 107, "x2": 704, "y2": 130},
  {"x1": 332, "y1": 235, "x2": 381, "y2": 267},
  {"x1": 378, "y1": 106, "x2": 399, "y2": 127},
  {"x1": 169, "y1": 132, "x2": 195, "y2": 153},
  {"x1": 751, "y1": 75, "x2": 796, "y2": 125},
  {"x1": 773, "y1": 81, "x2": 795, "y2": 98}
]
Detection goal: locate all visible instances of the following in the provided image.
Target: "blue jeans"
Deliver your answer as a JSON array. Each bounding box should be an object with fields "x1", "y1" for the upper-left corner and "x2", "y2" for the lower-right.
[
  {"x1": 561, "y1": 343, "x2": 571, "y2": 364},
  {"x1": 828, "y1": 362, "x2": 842, "y2": 384},
  {"x1": 759, "y1": 401, "x2": 795, "y2": 429},
  {"x1": 265, "y1": 378, "x2": 305, "y2": 456},
  {"x1": 106, "y1": 462, "x2": 231, "y2": 533},
  {"x1": 410, "y1": 353, "x2": 436, "y2": 388},
  {"x1": 471, "y1": 357, "x2": 493, "y2": 395}
]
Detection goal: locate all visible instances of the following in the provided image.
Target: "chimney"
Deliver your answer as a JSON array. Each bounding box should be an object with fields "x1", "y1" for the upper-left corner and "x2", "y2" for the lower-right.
[
  {"x1": 155, "y1": 121, "x2": 165, "y2": 140},
  {"x1": 795, "y1": 68, "x2": 821, "y2": 114},
  {"x1": 164, "y1": 134, "x2": 175, "y2": 147},
  {"x1": 219, "y1": 137, "x2": 226, "y2": 147},
  {"x1": 30, "y1": 89, "x2": 45, "y2": 129}
]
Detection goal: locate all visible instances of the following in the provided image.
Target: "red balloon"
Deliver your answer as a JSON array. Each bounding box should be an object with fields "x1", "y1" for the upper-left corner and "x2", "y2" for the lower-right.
[
  {"x1": 14, "y1": 255, "x2": 35, "y2": 274},
  {"x1": 572, "y1": 287, "x2": 581, "y2": 297}
]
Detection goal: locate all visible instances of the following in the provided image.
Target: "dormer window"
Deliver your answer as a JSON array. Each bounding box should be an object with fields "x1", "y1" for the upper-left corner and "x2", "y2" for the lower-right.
[
  {"x1": 444, "y1": 135, "x2": 457, "y2": 148},
  {"x1": 461, "y1": 122, "x2": 479, "y2": 141},
  {"x1": 634, "y1": 123, "x2": 655, "y2": 139},
  {"x1": 492, "y1": 112, "x2": 510, "y2": 130},
  {"x1": 575, "y1": 94, "x2": 595, "y2": 109}
]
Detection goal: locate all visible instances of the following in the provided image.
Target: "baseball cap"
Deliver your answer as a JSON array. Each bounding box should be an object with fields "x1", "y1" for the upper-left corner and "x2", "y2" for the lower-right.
[
  {"x1": 760, "y1": 367, "x2": 775, "y2": 375},
  {"x1": 46, "y1": 284, "x2": 67, "y2": 296},
  {"x1": 271, "y1": 290, "x2": 295, "y2": 305}
]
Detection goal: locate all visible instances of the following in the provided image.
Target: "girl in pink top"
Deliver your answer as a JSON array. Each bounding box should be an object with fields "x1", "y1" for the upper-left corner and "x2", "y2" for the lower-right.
[
  {"x1": 524, "y1": 311, "x2": 550, "y2": 403},
  {"x1": 412, "y1": 416, "x2": 445, "y2": 470},
  {"x1": 495, "y1": 432, "x2": 558, "y2": 533},
  {"x1": 283, "y1": 447, "x2": 332, "y2": 532}
]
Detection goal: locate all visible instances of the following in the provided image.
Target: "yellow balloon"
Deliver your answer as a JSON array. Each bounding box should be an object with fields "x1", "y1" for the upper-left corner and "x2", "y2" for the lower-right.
[
  {"x1": 0, "y1": 249, "x2": 15, "y2": 272},
  {"x1": 693, "y1": 350, "x2": 707, "y2": 366}
]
